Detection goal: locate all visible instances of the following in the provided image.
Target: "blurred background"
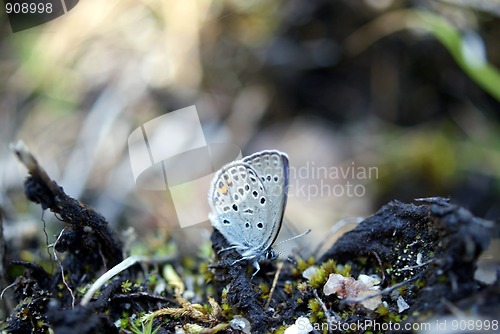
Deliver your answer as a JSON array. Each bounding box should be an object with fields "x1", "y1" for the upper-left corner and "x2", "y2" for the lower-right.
[{"x1": 0, "y1": 0, "x2": 499, "y2": 298}]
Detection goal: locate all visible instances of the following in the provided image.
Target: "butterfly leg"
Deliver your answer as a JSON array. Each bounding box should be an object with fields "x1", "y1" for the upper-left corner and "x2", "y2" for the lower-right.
[
  {"x1": 229, "y1": 255, "x2": 255, "y2": 264},
  {"x1": 251, "y1": 261, "x2": 260, "y2": 278},
  {"x1": 217, "y1": 245, "x2": 240, "y2": 255},
  {"x1": 230, "y1": 258, "x2": 242, "y2": 265},
  {"x1": 224, "y1": 256, "x2": 262, "y2": 278},
  {"x1": 228, "y1": 257, "x2": 261, "y2": 278}
]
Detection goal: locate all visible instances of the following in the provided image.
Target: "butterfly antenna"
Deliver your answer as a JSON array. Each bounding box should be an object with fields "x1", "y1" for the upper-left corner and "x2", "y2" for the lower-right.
[
  {"x1": 275, "y1": 229, "x2": 311, "y2": 246},
  {"x1": 274, "y1": 249, "x2": 296, "y2": 264},
  {"x1": 274, "y1": 229, "x2": 311, "y2": 264}
]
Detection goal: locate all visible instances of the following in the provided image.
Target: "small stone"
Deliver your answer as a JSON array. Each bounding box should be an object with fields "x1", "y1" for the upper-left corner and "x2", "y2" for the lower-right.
[
  {"x1": 358, "y1": 274, "x2": 381, "y2": 289},
  {"x1": 416, "y1": 253, "x2": 423, "y2": 265},
  {"x1": 174, "y1": 325, "x2": 185, "y2": 334},
  {"x1": 397, "y1": 296, "x2": 410, "y2": 313},
  {"x1": 230, "y1": 315, "x2": 251, "y2": 334},
  {"x1": 302, "y1": 266, "x2": 318, "y2": 280},
  {"x1": 323, "y1": 273, "x2": 382, "y2": 310}
]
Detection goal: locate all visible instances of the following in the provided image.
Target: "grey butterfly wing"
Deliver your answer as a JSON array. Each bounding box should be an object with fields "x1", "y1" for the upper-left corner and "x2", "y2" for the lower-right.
[
  {"x1": 208, "y1": 161, "x2": 268, "y2": 255},
  {"x1": 242, "y1": 150, "x2": 289, "y2": 248}
]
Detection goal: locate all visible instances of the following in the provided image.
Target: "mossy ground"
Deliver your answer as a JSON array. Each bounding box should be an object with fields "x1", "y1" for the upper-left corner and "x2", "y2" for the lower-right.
[{"x1": 1, "y1": 157, "x2": 498, "y2": 333}]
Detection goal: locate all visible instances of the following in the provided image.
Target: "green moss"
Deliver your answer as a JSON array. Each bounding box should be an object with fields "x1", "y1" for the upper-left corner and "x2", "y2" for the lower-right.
[
  {"x1": 119, "y1": 312, "x2": 130, "y2": 329},
  {"x1": 76, "y1": 284, "x2": 90, "y2": 296},
  {"x1": 378, "y1": 307, "x2": 404, "y2": 324},
  {"x1": 392, "y1": 314, "x2": 402, "y2": 322},
  {"x1": 274, "y1": 325, "x2": 287, "y2": 334},
  {"x1": 309, "y1": 313, "x2": 320, "y2": 324},
  {"x1": 297, "y1": 281, "x2": 308, "y2": 293},
  {"x1": 323, "y1": 259, "x2": 337, "y2": 275},
  {"x1": 221, "y1": 287, "x2": 228, "y2": 301},
  {"x1": 130, "y1": 313, "x2": 160, "y2": 334},
  {"x1": 293, "y1": 256, "x2": 316, "y2": 276},
  {"x1": 338, "y1": 264, "x2": 352, "y2": 277},
  {"x1": 357, "y1": 256, "x2": 369, "y2": 266},
  {"x1": 375, "y1": 304, "x2": 389, "y2": 317},
  {"x1": 308, "y1": 298, "x2": 322, "y2": 314},
  {"x1": 221, "y1": 303, "x2": 231, "y2": 313},
  {"x1": 397, "y1": 285, "x2": 407, "y2": 295},
  {"x1": 258, "y1": 283, "x2": 270, "y2": 299},
  {"x1": 298, "y1": 257, "x2": 316, "y2": 271},
  {"x1": 197, "y1": 242, "x2": 214, "y2": 260},
  {"x1": 309, "y1": 274, "x2": 326, "y2": 289},
  {"x1": 220, "y1": 287, "x2": 233, "y2": 317},
  {"x1": 309, "y1": 259, "x2": 337, "y2": 289},
  {"x1": 121, "y1": 280, "x2": 133, "y2": 293},
  {"x1": 199, "y1": 262, "x2": 213, "y2": 282},
  {"x1": 146, "y1": 273, "x2": 158, "y2": 287},
  {"x1": 182, "y1": 256, "x2": 197, "y2": 272},
  {"x1": 340, "y1": 310, "x2": 350, "y2": 319},
  {"x1": 416, "y1": 279, "x2": 427, "y2": 288}
]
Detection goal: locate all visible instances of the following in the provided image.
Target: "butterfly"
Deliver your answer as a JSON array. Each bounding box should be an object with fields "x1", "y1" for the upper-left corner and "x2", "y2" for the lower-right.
[{"x1": 208, "y1": 150, "x2": 290, "y2": 276}]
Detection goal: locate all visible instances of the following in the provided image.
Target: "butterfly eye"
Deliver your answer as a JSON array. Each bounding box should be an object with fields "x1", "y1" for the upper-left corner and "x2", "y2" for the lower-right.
[
  {"x1": 265, "y1": 250, "x2": 276, "y2": 260},
  {"x1": 252, "y1": 191, "x2": 258, "y2": 198},
  {"x1": 232, "y1": 204, "x2": 238, "y2": 211}
]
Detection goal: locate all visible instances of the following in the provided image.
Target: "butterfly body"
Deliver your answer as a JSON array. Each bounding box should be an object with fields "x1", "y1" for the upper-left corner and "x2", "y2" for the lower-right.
[{"x1": 208, "y1": 150, "x2": 289, "y2": 275}]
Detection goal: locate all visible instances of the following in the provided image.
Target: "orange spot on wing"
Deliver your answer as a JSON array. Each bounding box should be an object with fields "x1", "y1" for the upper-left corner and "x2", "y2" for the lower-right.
[{"x1": 219, "y1": 185, "x2": 228, "y2": 194}]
